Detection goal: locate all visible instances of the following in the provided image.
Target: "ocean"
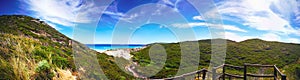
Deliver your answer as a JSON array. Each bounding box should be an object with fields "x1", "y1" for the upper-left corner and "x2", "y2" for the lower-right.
[{"x1": 86, "y1": 44, "x2": 146, "y2": 52}]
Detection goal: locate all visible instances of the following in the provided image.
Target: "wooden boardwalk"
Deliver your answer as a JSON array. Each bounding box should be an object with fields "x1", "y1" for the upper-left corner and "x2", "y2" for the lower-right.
[{"x1": 151, "y1": 63, "x2": 286, "y2": 80}]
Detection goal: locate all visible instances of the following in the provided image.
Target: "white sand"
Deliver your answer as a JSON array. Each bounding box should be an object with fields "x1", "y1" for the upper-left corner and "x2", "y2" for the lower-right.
[
  {"x1": 103, "y1": 49, "x2": 131, "y2": 60},
  {"x1": 100, "y1": 46, "x2": 147, "y2": 60}
]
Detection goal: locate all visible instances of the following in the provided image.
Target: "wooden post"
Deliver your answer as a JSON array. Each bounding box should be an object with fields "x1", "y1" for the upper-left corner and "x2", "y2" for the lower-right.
[
  {"x1": 197, "y1": 71, "x2": 200, "y2": 80},
  {"x1": 274, "y1": 65, "x2": 277, "y2": 80},
  {"x1": 223, "y1": 65, "x2": 225, "y2": 80},
  {"x1": 212, "y1": 68, "x2": 217, "y2": 80},
  {"x1": 244, "y1": 64, "x2": 247, "y2": 80},
  {"x1": 202, "y1": 70, "x2": 207, "y2": 80},
  {"x1": 281, "y1": 74, "x2": 286, "y2": 80}
]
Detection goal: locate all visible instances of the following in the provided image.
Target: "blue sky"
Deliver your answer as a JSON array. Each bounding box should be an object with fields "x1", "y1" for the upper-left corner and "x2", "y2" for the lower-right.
[{"x1": 1, "y1": 0, "x2": 300, "y2": 44}]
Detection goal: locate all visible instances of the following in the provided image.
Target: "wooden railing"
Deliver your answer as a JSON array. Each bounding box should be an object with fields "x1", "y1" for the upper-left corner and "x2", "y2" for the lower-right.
[
  {"x1": 164, "y1": 69, "x2": 208, "y2": 80},
  {"x1": 221, "y1": 64, "x2": 244, "y2": 79},
  {"x1": 274, "y1": 65, "x2": 287, "y2": 80},
  {"x1": 154, "y1": 63, "x2": 287, "y2": 80}
]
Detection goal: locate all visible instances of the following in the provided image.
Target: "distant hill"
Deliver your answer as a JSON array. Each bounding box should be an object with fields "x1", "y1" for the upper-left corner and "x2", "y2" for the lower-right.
[
  {"x1": 131, "y1": 39, "x2": 300, "y2": 79},
  {"x1": 0, "y1": 15, "x2": 134, "y2": 80}
]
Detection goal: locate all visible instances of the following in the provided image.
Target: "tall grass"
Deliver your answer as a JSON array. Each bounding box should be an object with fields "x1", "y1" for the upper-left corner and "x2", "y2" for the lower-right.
[
  {"x1": 0, "y1": 34, "x2": 77, "y2": 80},
  {"x1": 9, "y1": 39, "x2": 36, "y2": 80}
]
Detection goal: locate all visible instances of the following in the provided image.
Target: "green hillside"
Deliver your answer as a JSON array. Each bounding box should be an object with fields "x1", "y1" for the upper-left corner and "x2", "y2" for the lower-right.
[
  {"x1": 0, "y1": 15, "x2": 134, "y2": 80},
  {"x1": 131, "y1": 39, "x2": 300, "y2": 79}
]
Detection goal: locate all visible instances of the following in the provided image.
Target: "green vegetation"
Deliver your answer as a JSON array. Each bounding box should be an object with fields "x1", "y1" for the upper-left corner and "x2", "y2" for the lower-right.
[
  {"x1": 1, "y1": 15, "x2": 300, "y2": 80},
  {"x1": 0, "y1": 15, "x2": 134, "y2": 79},
  {"x1": 131, "y1": 39, "x2": 300, "y2": 79}
]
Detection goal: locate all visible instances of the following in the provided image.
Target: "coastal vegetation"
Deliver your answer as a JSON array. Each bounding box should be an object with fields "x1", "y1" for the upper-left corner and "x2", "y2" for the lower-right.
[
  {"x1": 131, "y1": 39, "x2": 300, "y2": 79},
  {"x1": 0, "y1": 15, "x2": 134, "y2": 80}
]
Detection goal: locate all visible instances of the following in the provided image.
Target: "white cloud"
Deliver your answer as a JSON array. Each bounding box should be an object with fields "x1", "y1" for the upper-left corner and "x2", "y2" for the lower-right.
[
  {"x1": 296, "y1": 16, "x2": 300, "y2": 22},
  {"x1": 22, "y1": 0, "x2": 103, "y2": 27},
  {"x1": 162, "y1": 0, "x2": 174, "y2": 6},
  {"x1": 103, "y1": 11, "x2": 124, "y2": 17},
  {"x1": 206, "y1": 0, "x2": 300, "y2": 44},
  {"x1": 294, "y1": 1, "x2": 300, "y2": 25},
  {"x1": 171, "y1": 22, "x2": 206, "y2": 28},
  {"x1": 121, "y1": 14, "x2": 139, "y2": 22},
  {"x1": 260, "y1": 33, "x2": 281, "y2": 41},
  {"x1": 212, "y1": 0, "x2": 299, "y2": 36},
  {"x1": 242, "y1": 13, "x2": 296, "y2": 34},
  {"x1": 103, "y1": 0, "x2": 182, "y2": 24},
  {"x1": 224, "y1": 32, "x2": 255, "y2": 42},
  {"x1": 223, "y1": 31, "x2": 300, "y2": 44},
  {"x1": 157, "y1": 0, "x2": 180, "y2": 12},
  {"x1": 224, "y1": 32, "x2": 281, "y2": 42},
  {"x1": 171, "y1": 22, "x2": 247, "y2": 32},
  {"x1": 102, "y1": 11, "x2": 140, "y2": 23},
  {"x1": 100, "y1": 1, "x2": 143, "y2": 23},
  {"x1": 222, "y1": 25, "x2": 247, "y2": 32},
  {"x1": 193, "y1": 16, "x2": 204, "y2": 20},
  {"x1": 47, "y1": 22, "x2": 62, "y2": 30},
  {"x1": 286, "y1": 38, "x2": 300, "y2": 43},
  {"x1": 101, "y1": 1, "x2": 139, "y2": 22}
]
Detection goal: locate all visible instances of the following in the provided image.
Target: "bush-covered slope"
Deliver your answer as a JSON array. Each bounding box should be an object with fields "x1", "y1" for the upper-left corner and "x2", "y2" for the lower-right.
[
  {"x1": 131, "y1": 39, "x2": 300, "y2": 79},
  {"x1": 0, "y1": 15, "x2": 134, "y2": 80}
]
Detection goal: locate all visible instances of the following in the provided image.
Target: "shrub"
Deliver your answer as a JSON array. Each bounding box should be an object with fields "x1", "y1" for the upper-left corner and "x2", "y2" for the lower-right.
[
  {"x1": 52, "y1": 57, "x2": 69, "y2": 69},
  {"x1": 36, "y1": 60, "x2": 50, "y2": 72},
  {"x1": 34, "y1": 60, "x2": 54, "y2": 79}
]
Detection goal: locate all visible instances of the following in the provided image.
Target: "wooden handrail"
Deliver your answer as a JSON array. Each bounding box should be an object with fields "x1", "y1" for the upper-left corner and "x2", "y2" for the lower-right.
[
  {"x1": 246, "y1": 74, "x2": 274, "y2": 77},
  {"x1": 163, "y1": 69, "x2": 207, "y2": 80},
  {"x1": 274, "y1": 65, "x2": 287, "y2": 80},
  {"x1": 244, "y1": 63, "x2": 274, "y2": 67},
  {"x1": 224, "y1": 64, "x2": 244, "y2": 69},
  {"x1": 243, "y1": 63, "x2": 286, "y2": 80},
  {"x1": 224, "y1": 73, "x2": 244, "y2": 78},
  {"x1": 274, "y1": 65, "x2": 285, "y2": 76},
  {"x1": 152, "y1": 64, "x2": 286, "y2": 80},
  {"x1": 215, "y1": 64, "x2": 225, "y2": 69}
]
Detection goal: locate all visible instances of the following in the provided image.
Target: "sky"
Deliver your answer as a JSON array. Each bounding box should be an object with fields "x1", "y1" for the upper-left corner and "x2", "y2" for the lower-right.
[{"x1": 0, "y1": 0, "x2": 300, "y2": 44}]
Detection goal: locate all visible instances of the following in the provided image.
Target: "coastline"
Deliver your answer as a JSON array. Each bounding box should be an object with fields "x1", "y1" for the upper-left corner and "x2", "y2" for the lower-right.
[
  {"x1": 88, "y1": 45, "x2": 148, "y2": 78},
  {"x1": 93, "y1": 45, "x2": 147, "y2": 60}
]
